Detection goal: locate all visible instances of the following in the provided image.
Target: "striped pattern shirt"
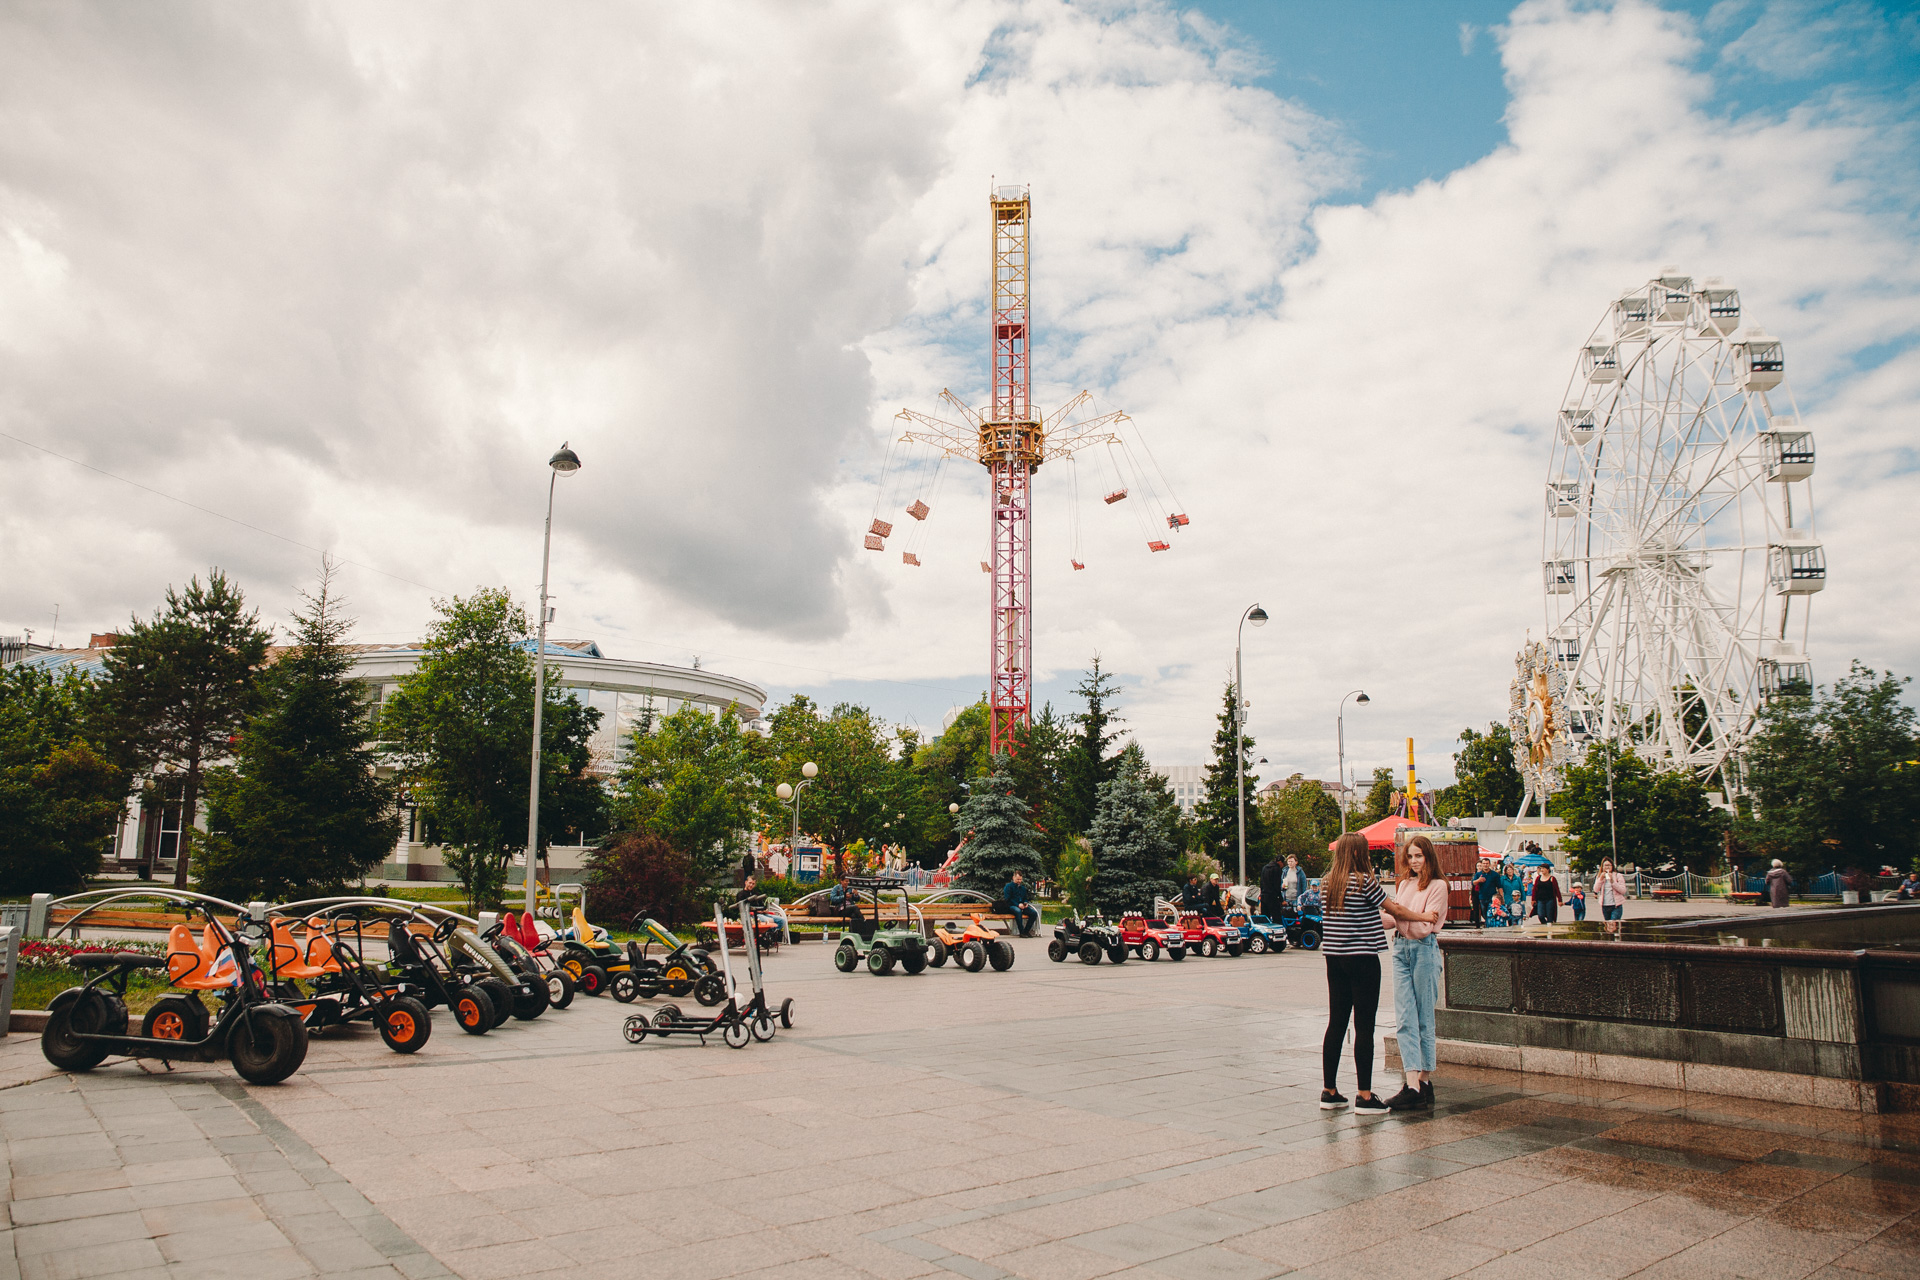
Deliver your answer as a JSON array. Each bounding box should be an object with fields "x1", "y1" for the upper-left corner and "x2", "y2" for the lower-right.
[{"x1": 1322, "y1": 878, "x2": 1388, "y2": 954}]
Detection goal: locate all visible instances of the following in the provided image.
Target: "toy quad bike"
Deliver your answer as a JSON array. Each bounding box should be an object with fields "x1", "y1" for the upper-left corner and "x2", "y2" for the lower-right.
[
  {"x1": 1237, "y1": 910, "x2": 1291, "y2": 955},
  {"x1": 1117, "y1": 912, "x2": 1187, "y2": 961},
  {"x1": 928, "y1": 913, "x2": 1014, "y2": 972},
  {"x1": 42, "y1": 902, "x2": 309, "y2": 1085},
  {"x1": 626, "y1": 901, "x2": 794, "y2": 1048},
  {"x1": 831, "y1": 876, "x2": 931, "y2": 975},
  {"x1": 263, "y1": 908, "x2": 433, "y2": 1053},
  {"x1": 1048, "y1": 916, "x2": 1127, "y2": 965}
]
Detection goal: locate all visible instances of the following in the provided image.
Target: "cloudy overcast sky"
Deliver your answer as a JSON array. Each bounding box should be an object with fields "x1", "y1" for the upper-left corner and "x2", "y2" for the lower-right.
[{"x1": 2, "y1": 0, "x2": 1915, "y2": 787}]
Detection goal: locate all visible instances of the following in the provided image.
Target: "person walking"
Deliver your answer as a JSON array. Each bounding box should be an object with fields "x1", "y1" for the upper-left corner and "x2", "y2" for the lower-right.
[
  {"x1": 1319, "y1": 833, "x2": 1441, "y2": 1116},
  {"x1": 1385, "y1": 836, "x2": 1449, "y2": 1111},
  {"x1": 1767, "y1": 859, "x2": 1793, "y2": 908},
  {"x1": 1471, "y1": 865, "x2": 1497, "y2": 927},
  {"x1": 1530, "y1": 868, "x2": 1562, "y2": 924},
  {"x1": 1568, "y1": 881, "x2": 1587, "y2": 922},
  {"x1": 1595, "y1": 858, "x2": 1627, "y2": 920}
]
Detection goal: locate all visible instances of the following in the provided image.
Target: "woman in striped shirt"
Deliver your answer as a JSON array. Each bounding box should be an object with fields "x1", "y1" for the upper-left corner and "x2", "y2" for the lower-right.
[{"x1": 1320, "y1": 833, "x2": 1443, "y2": 1115}]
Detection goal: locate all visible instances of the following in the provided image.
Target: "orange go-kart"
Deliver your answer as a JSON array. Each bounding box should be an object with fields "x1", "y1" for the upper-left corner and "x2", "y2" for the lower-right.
[{"x1": 253, "y1": 908, "x2": 432, "y2": 1053}]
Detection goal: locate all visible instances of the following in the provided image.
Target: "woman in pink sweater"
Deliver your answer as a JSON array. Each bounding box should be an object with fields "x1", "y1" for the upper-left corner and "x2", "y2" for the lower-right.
[{"x1": 1383, "y1": 836, "x2": 1451, "y2": 1111}]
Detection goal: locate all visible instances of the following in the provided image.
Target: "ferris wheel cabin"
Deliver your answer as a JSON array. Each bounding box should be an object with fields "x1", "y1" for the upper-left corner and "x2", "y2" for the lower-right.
[
  {"x1": 1700, "y1": 278, "x2": 1741, "y2": 335},
  {"x1": 1759, "y1": 643, "x2": 1813, "y2": 699},
  {"x1": 1559, "y1": 408, "x2": 1596, "y2": 445},
  {"x1": 1656, "y1": 272, "x2": 1693, "y2": 320},
  {"x1": 1583, "y1": 344, "x2": 1621, "y2": 382},
  {"x1": 1768, "y1": 528, "x2": 1826, "y2": 594},
  {"x1": 1734, "y1": 329, "x2": 1785, "y2": 392},
  {"x1": 1550, "y1": 630, "x2": 1581, "y2": 667},
  {"x1": 1760, "y1": 418, "x2": 1815, "y2": 481},
  {"x1": 1543, "y1": 560, "x2": 1577, "y2": 595},
  {"x1": 1547, "y1": 481, "x2": 1581, "y2": 518},
  {"x1": 1612, "y1": 292, "x2": 1652, "y2": 337}
]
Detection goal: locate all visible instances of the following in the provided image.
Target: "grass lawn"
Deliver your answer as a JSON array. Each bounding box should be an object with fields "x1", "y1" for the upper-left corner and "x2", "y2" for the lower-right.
[{"x1": 13, "y1": 966, "x2": 170, "y2": 1014}]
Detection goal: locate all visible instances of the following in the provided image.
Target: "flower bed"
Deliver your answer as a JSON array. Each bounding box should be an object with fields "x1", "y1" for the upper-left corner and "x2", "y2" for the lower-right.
[{"x1": 14, "y1": 938, "x2": 170, "y2": 1013}]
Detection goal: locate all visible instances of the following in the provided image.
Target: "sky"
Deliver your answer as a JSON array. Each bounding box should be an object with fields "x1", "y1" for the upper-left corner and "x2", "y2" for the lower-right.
[{"x1": 1, "y1": 0, "x2": 1916, "y2": 789}]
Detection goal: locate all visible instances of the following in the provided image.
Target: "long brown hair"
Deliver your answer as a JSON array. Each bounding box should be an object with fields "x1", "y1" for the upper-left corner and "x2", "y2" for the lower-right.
[
  {"x1": 1325, "y1": 833, "x2": 1373, "y2": 911},
  {"x1": 1397, "y1": 835, "x2": 1437, "y2": 890}
]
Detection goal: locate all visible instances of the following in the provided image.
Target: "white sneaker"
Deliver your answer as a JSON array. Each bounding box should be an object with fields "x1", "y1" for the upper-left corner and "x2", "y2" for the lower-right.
[{"x1": 1353, "y1": 1094, "x2": 1390, "y2": 1116}]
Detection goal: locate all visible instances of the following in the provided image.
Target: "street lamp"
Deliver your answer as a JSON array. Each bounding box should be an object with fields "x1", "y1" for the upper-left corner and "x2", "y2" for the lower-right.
[
  {"x1": 775, "y1": 761, "x2": 819, "y2": 868},
  {"x1": 524, "y1": 443, "x2": 582, "y2": 917},
  {"x1": 1235, "y1": 604, "x2": 1268, "y2": 888},
  {"x1": 1337, "y1": 689, "x2": 1370, "y2": 835}
]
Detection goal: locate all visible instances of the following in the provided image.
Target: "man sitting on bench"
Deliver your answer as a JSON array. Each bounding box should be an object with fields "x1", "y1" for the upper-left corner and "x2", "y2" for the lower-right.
[{"x1": 1002, "y1": 872, "x2": 1039, "y2": 938}]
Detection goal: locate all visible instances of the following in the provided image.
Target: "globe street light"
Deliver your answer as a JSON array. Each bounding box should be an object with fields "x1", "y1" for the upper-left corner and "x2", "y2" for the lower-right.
[
  {"x1": 1337, "y1": 689, "x2": 1370, "y2": 835},
  {"x1": 776, "y1": 762, "x2": 818, "y2": 868},
  {"x1": 1235, "y1": 604, "x2": 1269, "y2": 888},
  {"x1": 524, "y1": 443, "x2": 582, "y2": 918}
]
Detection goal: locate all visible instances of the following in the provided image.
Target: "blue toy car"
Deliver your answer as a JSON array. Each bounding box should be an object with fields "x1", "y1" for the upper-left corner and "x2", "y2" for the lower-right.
[{"x1": 1240, "y1": 913, "x2": 1291, "y2": 954}]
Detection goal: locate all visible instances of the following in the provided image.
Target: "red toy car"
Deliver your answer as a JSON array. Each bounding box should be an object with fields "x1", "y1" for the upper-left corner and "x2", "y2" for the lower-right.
[
  {"x1": 1117, "y1": 912, "x2": 1188, "y2": 961},
  {"x1": 1171, "y1": 911, "x2": 1245, "y2": 958}
]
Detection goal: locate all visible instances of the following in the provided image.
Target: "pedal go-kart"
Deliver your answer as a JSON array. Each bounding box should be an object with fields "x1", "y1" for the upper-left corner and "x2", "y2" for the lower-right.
[
  {"x1": 41, "y1": 894, "x2": 309, "y2": 1085},
  {"x1": 831, "y1": 876, "x2": 932, "y2": 975},
  {"x1": 263, "y1": 907, "x2": 432, "y2": 1053},
  {"x1": 1237, "y1": 910, "x2": 1291, "y2": 954},
  {"x1": 383, "y1": 910, "x2": 517, "y2": 1035},
  {"x1": 618, "y1": 914, "x2": 726, "y2": 1006},
  {"x1": 929, "y1": 913, "x2": 1015, "y2": 972},
  {"x1": 1117, "y1": 912, "x2": 1187, "y2": 961},
  {"x1": 1048, "y1": 916, "x2": 1127, "y2": 965},
  {"x1": 625, "y1": 901, "x2": 794, "y2": 1048},
  {"x1": 492, "y1": 912, "x2": 576, "y2": 1009}
]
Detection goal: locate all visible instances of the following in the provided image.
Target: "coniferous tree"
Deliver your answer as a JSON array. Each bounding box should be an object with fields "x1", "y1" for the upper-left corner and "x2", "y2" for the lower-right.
[
  {"x1": 1061, "y1": 657, "x2": 1123, "y2": 835},
  {"x1": 1087, "y1": 751, "x2": 1180, "y2": 915},
  {"x1": 1007, "y1": 703, "x2": 1071, "y2": 874},
  {"x1": 1193, "y1": 680, "x2": 1265, "y2": 872},
  {"x1": 948, "y1": 754, "x2": 1041, "y2": 891},
  {"x1": 0, "y1": 665, "x2": 126, "y2": 892},
  {"x1": 199, "y1": 570, "x2": 399, "y2": 900},
  {"x1": 97, "y1": 570, "x2": 272, "y2": 886}
]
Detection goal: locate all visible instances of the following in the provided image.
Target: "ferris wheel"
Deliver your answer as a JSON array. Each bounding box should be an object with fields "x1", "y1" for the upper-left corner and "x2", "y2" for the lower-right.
[{"x1": 1539, "y1": 269, "x2": 1823, "y2": 786}]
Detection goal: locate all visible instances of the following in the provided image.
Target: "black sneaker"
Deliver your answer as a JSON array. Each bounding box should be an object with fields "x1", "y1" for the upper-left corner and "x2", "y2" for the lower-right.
[
  {"x1": 1319, "y1": 1089, "x2": 1349, "y2": 1110},
  {"x1": 1420, "y1": 1081, "x2": 1435, "y2": 1109},
  {"x1": 1353, "y1": 1093, "x2": 1390, "y2": 1117},
  {"x1": 1384, "y1": 1086, "x2": 1423, "y2": 1111}
]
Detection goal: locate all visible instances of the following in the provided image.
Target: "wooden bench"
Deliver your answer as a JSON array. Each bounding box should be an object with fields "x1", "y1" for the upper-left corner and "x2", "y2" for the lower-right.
[{"x1": 1651, "y1": 888, "x2": 1685, "y2": 901}]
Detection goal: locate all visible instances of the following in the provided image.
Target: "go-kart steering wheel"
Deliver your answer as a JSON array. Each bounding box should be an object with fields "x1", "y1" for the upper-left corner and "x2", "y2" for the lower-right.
[
  {"x1": 481, "y1": 920, "x2": 503, "y2": 940},
  {"x1": 433, "y1": 916, "x2": 459, "y2": 942}
]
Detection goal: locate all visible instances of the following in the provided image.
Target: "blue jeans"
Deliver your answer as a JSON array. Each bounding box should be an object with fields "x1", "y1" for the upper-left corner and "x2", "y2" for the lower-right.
[
  {"x1": 1392, "y1": 935, "x2": 1441, "y2": 1073},
  {"x1": 1011, "y1": 904, "x2": 1038, "y2": 936},
  {"x1": 1601, "y1": 904, "x2": 1624, "y2": 921}
]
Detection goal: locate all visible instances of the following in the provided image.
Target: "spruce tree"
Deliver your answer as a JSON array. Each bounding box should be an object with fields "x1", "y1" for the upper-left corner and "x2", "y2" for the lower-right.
[
  {"x1": 949, "y1": 755, "x2": 1041, "y2": 891},
  {"x1": 1061, "y1": 657, "x2": 1123, "y2": 834},
  {"x1": 1194, "y1": 680, "x2": 1265, "y2": 871},
  {"x1": 1087, "y1": 752, "x2": 1179, "y2": 915},
  {"x1": 200, "y1": 570, "x2": 399, "y2": 900}
]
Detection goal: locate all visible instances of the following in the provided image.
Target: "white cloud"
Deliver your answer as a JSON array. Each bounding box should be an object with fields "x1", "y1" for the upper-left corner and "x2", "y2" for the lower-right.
[{"x1": 1, "y1": 0, "x2": 1914, "y2": 789}]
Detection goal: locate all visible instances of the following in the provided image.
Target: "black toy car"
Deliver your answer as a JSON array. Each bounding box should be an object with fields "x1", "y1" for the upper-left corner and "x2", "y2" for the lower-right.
[{"x1": 1046, "y1": 916, "x2": 1128, "y2": 965}]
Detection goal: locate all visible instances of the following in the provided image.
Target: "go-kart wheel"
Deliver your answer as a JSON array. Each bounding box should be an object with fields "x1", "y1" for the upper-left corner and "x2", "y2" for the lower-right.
[
  {"x1": 1105, "y1": 947, "x2": 1126, "y2": 965},
  {"x1": 1300, "y1": 928, "x2": 1320, "y2": 951},
  {"x1": 1139, "y1": 939, "x2": 1160, "y2": 962},
  {"x1": 661, "y1": 965, "x2": 695, "y2": 997},
  {"x1": 867, "y1": 946, "x2": 894, "y2": 976},
  {"x1": 779, "y1": 997, "x2": 794, "y2": 1029},
  {"x1": 1168, "y1": 947, "x2": 1186, "y2": 961},
  {"x1": 546, "y1": 970, "x2": 576, "y2": 1009},
  {"x1": 510, "y1": 978, "x2": 550, "y2": 1020},
  {"x1": 579, "y1": 965, "x2": 609, "y2": 997},
  {"x1": 751, "y1": 1015, "x2": 776, "y2": 1042},
  {"x1": 655, "y1": 1004, "x2": 682, "y2": 1024},
  {"x1": 561, "y1": 956, "x2": 584, "y2": 980},
  {"x1": 960, "y1": 941, "x2": 987, "y2": 973},
  {"x1": 1046, "y1": 939, "x2": 1066, "y2": 963},
  {"x1": 623, "y1": 1015, "x2": 648, "y2": 1043},
  {"x1": 229, "y1": 1007, "x2": 309, "y2": 1085},
  {"x1": 1077, "y1": 941, "x2": 1102, "y2": 965},
  {"x1": 988, "y1": 940, "x2": 1015, "y2": 971},
  {"x1": 41, "y1": 991, "x2": 123, "y2": 1072},
  {"x1": 723, "y1": 1021, "x2": 751, "y2": 1049},
  {"x1": 928, "y1": 938, "x2": 949, "y2": 968},
  {"x1": 610, "y1": 972, "x2": 639, "y2": 1004},
  {"x1": 1249, "y1": 934, "x2": 1268, "y2": 954},
  {"x1": 1201, "y1": 937, "x2": 1218, "y2": 958},
  {"x1": 478, "y1": 979, "x2": 516, "y2": 1028},
  {"x1": 694, "y1": 974, "x2": 728, "y2": 1007},
  {"x1": 1226, "y1": 943, "x2": 1244, "y2": 958},
  {"x1": 453, "y1": 987, "x2": 493, "y2": 1035},
  {"x1": 141, "y1": 995, "x2": 208, "y2": 1044},
  {"x1": 378, "y1": 997, "x2": 432, "y2": 1053},
  {"x1": 900, "y1": 948, "x2": 927, "y2": 975},
  {"x1": 834, "y1": 943, "x2": 859, "y2": 973}
]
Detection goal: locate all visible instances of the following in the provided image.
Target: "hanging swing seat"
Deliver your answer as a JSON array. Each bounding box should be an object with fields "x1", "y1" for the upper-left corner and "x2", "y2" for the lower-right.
[
  {"x1": 1071, "y1": 560, "x2": 1085, "y2": 571},
  {"x1": 1167, "y1": 513, "x2": 1190, "y2": 529},
  {"x1": 980, "y1": 561, "x2": 991, "y2": 573},
  {"x1": 902, "y1": 553, "x2": 921, "y2": 567},
  {"x1": 869, "y1": 518, "x2": 893, "y2": 538},
  {"x1": 864, "y1": 534, "x2": 885, "y2": 551},
  {"x1": 1147, "y1": 540, "x2": 1170, "y2": 553},
  {"x1": 907, "y1": 500, "x2": 930, "y2": 521},
  {"x1": 1103, "y1": 489, "x2": 1128, "y2": 504}
]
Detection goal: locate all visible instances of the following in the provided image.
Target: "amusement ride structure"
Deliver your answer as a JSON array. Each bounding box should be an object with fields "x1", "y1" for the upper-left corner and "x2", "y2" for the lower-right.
[
  {"x1": 1514, "y1": 269, "x2": 1824, "y2": 811},
  {"x1": 869, "y1": 184, "x2": 1186, "y2": 755}
]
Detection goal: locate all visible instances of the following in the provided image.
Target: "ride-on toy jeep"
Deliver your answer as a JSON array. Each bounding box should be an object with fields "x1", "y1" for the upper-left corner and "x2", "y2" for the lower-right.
[
  {"x1": 831, "y1": 877, "x2": 932, "y2": 975},
  {"x1": 1117, "y1": 912, "x2": 1187, "y2": 961},
  {"x1": 1169, "y1": 910, "x2": 1245, "y2": 957},
  {"x1": 1048, "y1": 916, "x2": 1127, "y2": 964},
  {"x1": 1238, "y1": 910, "x2": 1290, "y2": 954},
  {"x1": 929, "y1": 914, "x2": 1015, "y2": 972}
]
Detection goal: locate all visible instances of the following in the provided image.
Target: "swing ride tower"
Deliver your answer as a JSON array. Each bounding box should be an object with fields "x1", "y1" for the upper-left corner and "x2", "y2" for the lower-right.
[{"x1": 881, "y1": 184, "x2": 1187, "y2": 757}]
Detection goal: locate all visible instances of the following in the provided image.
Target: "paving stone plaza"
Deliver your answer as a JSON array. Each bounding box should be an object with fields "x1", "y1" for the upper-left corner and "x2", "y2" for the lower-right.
[{"x1": 3, "y1": 930, "x2": 1916, "y2": 1280}]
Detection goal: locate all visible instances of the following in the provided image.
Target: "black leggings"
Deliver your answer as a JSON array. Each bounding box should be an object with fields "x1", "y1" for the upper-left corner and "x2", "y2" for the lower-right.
[{"x1": 1323, "y1": 953, "x2": 1382, "y2": 1093}]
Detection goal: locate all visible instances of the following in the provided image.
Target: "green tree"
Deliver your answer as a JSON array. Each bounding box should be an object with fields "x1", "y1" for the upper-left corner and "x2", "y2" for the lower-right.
[
  {"x1": 1193, "y1": 680, "x2": 1265, "y2": 876},
  {"x1": 198, "y1": 572, "x2": 399, "y2": 901},
  {"x1": 1056, "y1": 839, "x2": 1095, "y2": 917},
  {"x1": 1060, "y1": 657, "x2": 1123, "y2": 835},
  {"x1": 1559, "y1": 742, "x2": 1726, "y2": 872},
  {"x1": 908, "y1": 698, "x2": 989, "y2": 864},
  {"x1": 1436, "y1": 723, "x2": 1525, "y2": 821},
  {"x1": 0, "y1": 665, "x2": 126, "y2": 892},
  {"x1": 948, "y1": 755, "x2": 1041, "y2": 891},
  {"x1": 757, "y1": 696, "x2": 898, "y2": 863},
  {"x1": 379, "y1": 589, "x2": 603, "y2": 912},
  {"x1": 1357, "y1": 767, "x2": 1395, "y2": 824},
  {"x1": 1007, "y1": 704, "x2": 1071, "y2": 875},
  {"x1": 1739, "y1": 663, "x2": 1920, "y2": 878},
  {"x1": 1257, "y1": 775, "x2": 1342, "y2": 874},
  {"x1": 612, "y1": 698, "x2": 759, "y2": 887},
  {"x1": 1086, "y1": 752, "x2": 1180, "y2": 914},
  {"x1": 96, "y1": 570, "x2": 272, "y2": 886}
]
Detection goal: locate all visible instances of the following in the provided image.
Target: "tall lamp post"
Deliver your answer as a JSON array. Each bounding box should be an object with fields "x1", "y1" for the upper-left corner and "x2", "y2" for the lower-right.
[
  {"x1": 1234, "y1": 603, "x2": 1269, "y2": 888},
  {"x1": 524, "y1": 443, "x2": 582, "y2": 918},
  {"x1": 775, "y1": 762, "x2": 819, "y2": 867},
  {"x1": 1337, "y1": 689, "x2": 1370, "y2": 835}
]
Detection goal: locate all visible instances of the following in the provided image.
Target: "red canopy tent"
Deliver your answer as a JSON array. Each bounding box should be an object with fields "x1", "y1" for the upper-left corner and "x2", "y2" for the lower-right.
[{"x1": 1329, "y1": 815, "x2": 1424, "y2": 853}]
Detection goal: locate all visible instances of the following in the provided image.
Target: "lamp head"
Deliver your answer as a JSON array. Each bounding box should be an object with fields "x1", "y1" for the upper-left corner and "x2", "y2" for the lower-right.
[
  {"x1": 801, "y1": 761, "x2": 819, "y2": 779},
  {"x1": 1248, "y1": 604, "x2": 1268, "y2": 627},
  {"x1": 948, "y1": 802, "x2": 960, "y2": 814},
  {"x1": 776, "y1": 783, "x2": 793, "y2": 801},
  {"x1": 549, "y1": 443, "x2": 582, "y2": 474},
  {"x1": 1356, "y1": 691, "x2": 1370, "y2": 704}
]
